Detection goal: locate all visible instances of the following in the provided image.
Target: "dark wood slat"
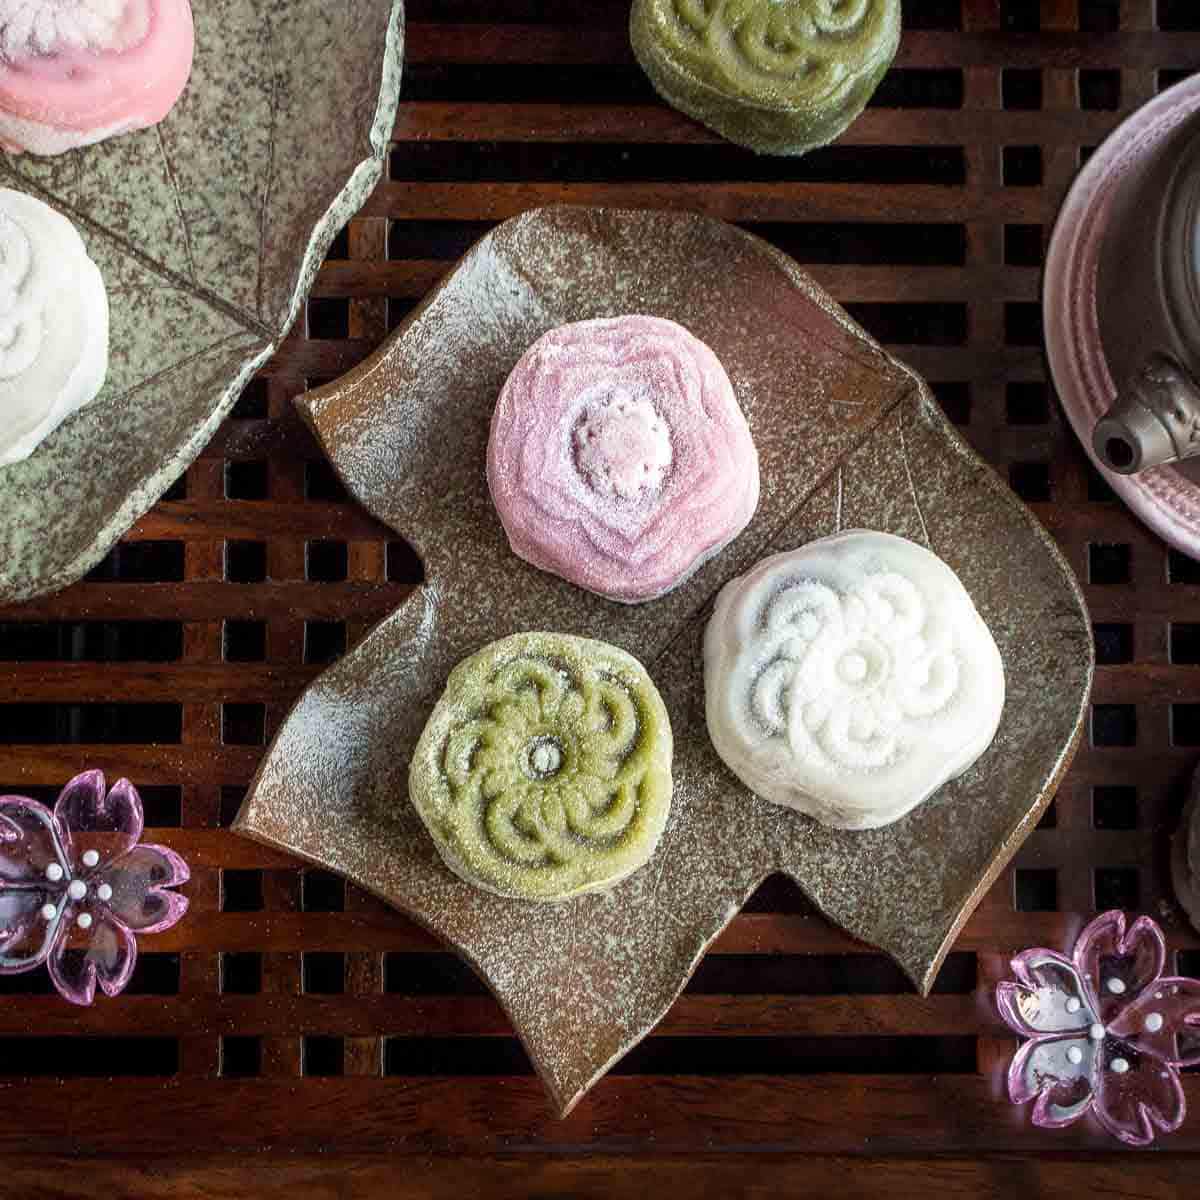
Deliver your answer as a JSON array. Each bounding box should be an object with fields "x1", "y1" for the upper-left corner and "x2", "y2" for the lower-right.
[
  {"x1": 0, "y1": 663, "x2": 321, "y2": 702},
  {"x1": 0, "y1": 1076, "x2": 1196, "y2": 1154},
  {"x1": 0, "y1": 1155, "x2": 1192, "y2": 1200},
  {"x1": 130, "y1": 501, "x2": 392, "y2": 542},
  {"x1": 0, "y1": 582, "x2": 414, "y2": 622},
  {"x1": 95, "y1": 907, "x2": 1200, "y2": 957},
  {"x1": 313, "y1": 261, "x2": 1041, "y2": 304},
  {"x1": 0, "y1": 994, "x2": 991, "y2": 1038},
  {"x1": 0, "y1": 746, "x2": 265, "y2": 786},
  {"x1": 359, "y1": 181, "x2": 1049, "y2": 223},
  {"x1": 404, "y1": 23, "x2": 1200, "y2": 70},
  {"x1": 392, "y1": 103, "x2": 1124, "y2": 146}
]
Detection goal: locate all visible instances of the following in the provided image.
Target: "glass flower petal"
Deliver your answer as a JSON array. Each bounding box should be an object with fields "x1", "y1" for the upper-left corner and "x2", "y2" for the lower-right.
[
  {"x1": 47, "y1": 909, "x2": 136, "y2": 1005},
  {"x1": 55, "y1": 770, "x2": 144, "y2": 871}
]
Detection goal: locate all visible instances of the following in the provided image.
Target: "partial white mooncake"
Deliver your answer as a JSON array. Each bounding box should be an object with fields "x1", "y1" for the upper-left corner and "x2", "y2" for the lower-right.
[
  {"x1": 0, "y1": 189, "x2": 109, "y2": 467},
  {"x1": 704, "y1": 530, "x2": 1006, "y2": 830}
]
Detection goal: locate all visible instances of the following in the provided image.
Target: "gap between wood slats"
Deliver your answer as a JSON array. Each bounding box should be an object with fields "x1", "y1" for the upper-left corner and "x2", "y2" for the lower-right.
[
  {"x1": 261, "y1": 338, "x2": 1048, "y2": 383},
  {"x1": 266, "y1": 342, "x2": 1039, "y2": 381},
  {"x1": 312, "y1": 262, "x2": 1041, "y2": 303},
  {"x1": 0, "y1": 1075, "x2": 1196, "y2": 1154}
]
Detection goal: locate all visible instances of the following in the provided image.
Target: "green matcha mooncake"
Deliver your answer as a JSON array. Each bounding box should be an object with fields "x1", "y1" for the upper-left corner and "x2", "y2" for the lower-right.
[
  {"x1": 631, "y1": 0, "x2": 902, "y2": 157},
  {"x1": 409, "y1": 633, "x2": 673, "y2": 902}
]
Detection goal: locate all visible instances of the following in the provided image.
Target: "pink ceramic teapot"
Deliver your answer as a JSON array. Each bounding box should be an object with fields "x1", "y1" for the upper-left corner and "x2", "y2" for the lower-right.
[{"x1": 1094, "y1": 125, "x2": 1200, "y2": 474}]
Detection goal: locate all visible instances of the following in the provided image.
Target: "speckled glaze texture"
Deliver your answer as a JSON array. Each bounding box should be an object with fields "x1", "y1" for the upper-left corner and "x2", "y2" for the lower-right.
[
  {"x1": 0, "y1": 0, "x2": 405, "y2": 604},
  {"x1": 630, "y1": 0, "x2": 901, "y2": 156},
  {"x1": 236, "y1": 207, "x2": 1093, "y2": 1117}
]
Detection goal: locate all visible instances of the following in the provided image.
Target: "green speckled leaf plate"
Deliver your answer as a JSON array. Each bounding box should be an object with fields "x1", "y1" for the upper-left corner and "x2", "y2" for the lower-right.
[
  {"x1": 0, "y1": 0, "x2": 405, "y2": 605},
  {"x1": 235, "y1": 206, "x2": 1094, "y2": 1117}
]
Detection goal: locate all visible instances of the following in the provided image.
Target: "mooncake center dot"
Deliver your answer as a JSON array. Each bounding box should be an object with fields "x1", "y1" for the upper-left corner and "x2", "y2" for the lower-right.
[
  {"x1": 526, "y1": 737, "x2": 564, "y2": 779},
  {"x1": 574, "y1": 391, "x2": 672, "y2": 500},
  {"x1": 838, "y1": 652, "x2": 868, "y2": 684}
]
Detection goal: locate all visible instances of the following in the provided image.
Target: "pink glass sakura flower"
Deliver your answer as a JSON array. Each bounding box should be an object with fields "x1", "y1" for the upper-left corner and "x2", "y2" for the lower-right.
[
  {"x1": 997, "y1": 910, "x2": 1199, "y2": 1146},
  {"x1": 0, "y1": 770, "x2": 189, "y2": 1004}
]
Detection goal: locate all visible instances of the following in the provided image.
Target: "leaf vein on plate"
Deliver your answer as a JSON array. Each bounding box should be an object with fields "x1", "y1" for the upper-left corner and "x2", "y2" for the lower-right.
[
  {"x1": 898, "y1": 407, "x2": 932, "y2": 550},
  {"x1": 256, "y1": 8, "x2": 281, "y2": 330},
  {"x1": 156, "y1": 123, "x2": 197, "y2": 284}
]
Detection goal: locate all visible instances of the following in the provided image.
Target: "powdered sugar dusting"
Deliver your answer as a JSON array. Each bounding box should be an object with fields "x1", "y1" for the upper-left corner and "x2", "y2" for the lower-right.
[
  {"x1": 0, "y1": 0, "x2": 149, "y2": 59},
  {"x1": 705, "y1": 530, "x2": 1007, "y2": 830},
  {"x1": 574, "y1": 387, "x2": 672, "y2": 500},
  {"x1": 488, "y1": 315, "x2": 760, "y2": 603}
]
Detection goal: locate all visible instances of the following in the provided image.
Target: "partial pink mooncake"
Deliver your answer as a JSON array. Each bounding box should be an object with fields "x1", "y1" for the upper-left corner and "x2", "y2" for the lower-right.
[
  {"x1": 0, "y1": 0, "x2": 194, "y2": 156},
  {"x1": 487, "y1": 315, "x2": 760, "y2": 604}
]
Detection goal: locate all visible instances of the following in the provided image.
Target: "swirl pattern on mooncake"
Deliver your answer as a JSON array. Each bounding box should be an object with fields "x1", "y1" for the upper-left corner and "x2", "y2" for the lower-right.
[
  {"x1": 0, "y1": 0, "x2": 194, "y2": 156},
  {"x1": 704, "y1": 530, "x2": 1005, "y2": 829},
  {"x1": 487, "y1": 315, "x2": 759, "y2": 604},
  {"x1": 631, "y1": 0, "x2": 901, "y2": 156},
  {"x1": 409, "y1": 633, "x2": 673, "y2": 901},
  {"x1": 0, "y1": 188, "x2": 108, "y2": 467}
]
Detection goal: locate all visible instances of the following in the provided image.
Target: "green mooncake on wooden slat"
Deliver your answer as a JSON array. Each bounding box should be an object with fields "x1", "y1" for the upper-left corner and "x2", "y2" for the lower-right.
[
  {"x1": 409, "y1": 633, "x2": 673, "y2": 902},
  {"x1": 631, "y1": 0, "x2": 902, "y2": 156}
]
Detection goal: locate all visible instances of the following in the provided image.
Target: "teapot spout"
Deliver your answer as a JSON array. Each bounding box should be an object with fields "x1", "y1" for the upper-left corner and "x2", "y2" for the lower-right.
[{"x1": 1093, "y1": 353, "x2": 1200, "y2": 474}]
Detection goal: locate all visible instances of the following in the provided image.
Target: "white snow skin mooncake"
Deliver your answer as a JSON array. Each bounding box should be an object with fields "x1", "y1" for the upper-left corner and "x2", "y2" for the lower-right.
[
  {"x1": 0, "y1": 188, "x2": 109, "y2": 467},
  {"x1": 704, "y1": 530, "x2": 1006, "y2": 830}
]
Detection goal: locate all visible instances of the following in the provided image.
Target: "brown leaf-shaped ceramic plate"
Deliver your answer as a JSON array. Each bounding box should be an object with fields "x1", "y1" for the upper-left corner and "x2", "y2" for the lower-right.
[
  {"x1": 0, "y1": 0, "x2": 404, "y2": 604},
  {"x1": 234, "y1": 206, "x2": 1093, "y2": 1116}
]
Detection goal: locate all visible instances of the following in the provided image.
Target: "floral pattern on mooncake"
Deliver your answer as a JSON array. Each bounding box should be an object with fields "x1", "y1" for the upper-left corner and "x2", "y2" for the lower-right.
[
  {"x1": 0, "y1": 189, "x2": 108, "y2": 467},
  {"x1": 409, "y1": 633, "x2": 673, "y2": 902},
  {"x1": 631, "y1": 0, "x2": 901, "y2": 156},
  {"x1": 487, "y1": 315, "x2": 759, "y2": 604},
  {"x1": 704, "y1": 530, "x2": 1005, "y2": 829}
]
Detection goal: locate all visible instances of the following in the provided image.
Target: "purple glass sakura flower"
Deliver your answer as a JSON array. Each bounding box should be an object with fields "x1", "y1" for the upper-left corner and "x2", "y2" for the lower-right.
[
  {"x1": 997, "y1": 910, "x2": 1199, "y2": 1146},
  {"x1": 0, "y1": 771, "x2": 189, "y2": 1005}
]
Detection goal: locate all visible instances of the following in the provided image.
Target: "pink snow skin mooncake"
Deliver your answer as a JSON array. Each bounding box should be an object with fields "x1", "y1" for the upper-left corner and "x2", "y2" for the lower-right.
[
  {"x1": 487, "y1": 315, "x2": 760, "y2": 604},
  {"x1": 0, "y1": 0, "x2": 195, "y2": 156}
]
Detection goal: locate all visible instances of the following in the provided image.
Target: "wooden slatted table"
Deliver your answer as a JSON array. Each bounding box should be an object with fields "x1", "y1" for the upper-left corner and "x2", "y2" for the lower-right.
[{"x1": 1, "y1": 2, "x2": 1198, "y2": 1194}]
